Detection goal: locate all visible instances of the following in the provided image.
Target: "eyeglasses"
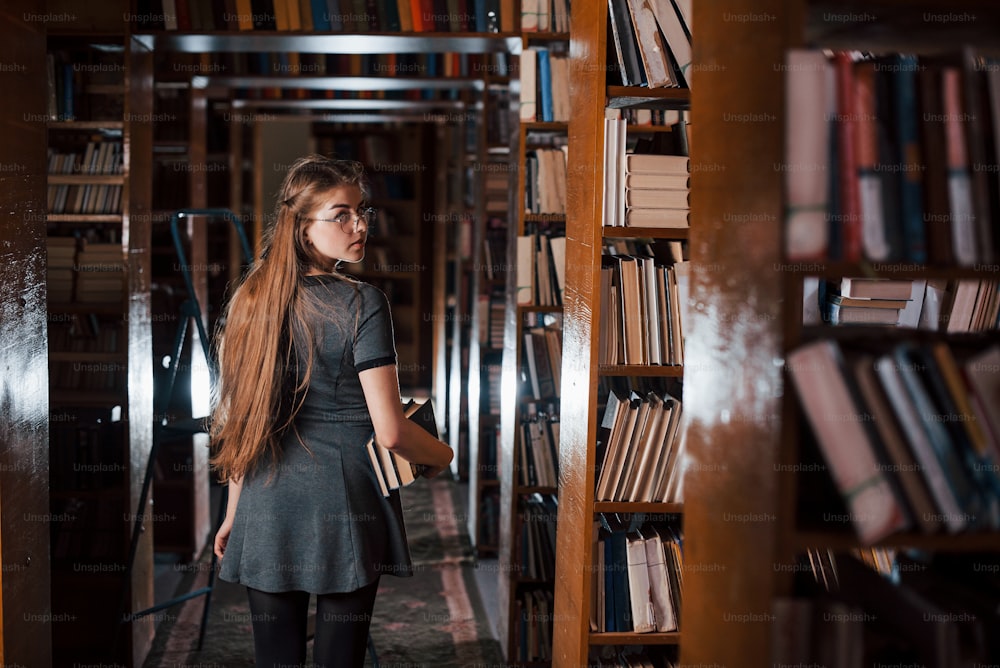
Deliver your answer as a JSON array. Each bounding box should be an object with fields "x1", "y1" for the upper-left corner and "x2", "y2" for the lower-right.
[{"x1": 309, "y1": 207, "x2": 376, "y2": 234}]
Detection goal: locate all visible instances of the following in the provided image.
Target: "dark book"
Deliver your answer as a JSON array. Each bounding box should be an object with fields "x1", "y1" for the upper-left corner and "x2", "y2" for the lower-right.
[
  {"x1": 918, "y1": 63, "x2": 955, "y2": 266},
  {"x1": 607, "y1": 0, "x2": 646, "y2": 87},
  {"x1": 892, "y1": 54, "x2": 927, "y2": 264}
]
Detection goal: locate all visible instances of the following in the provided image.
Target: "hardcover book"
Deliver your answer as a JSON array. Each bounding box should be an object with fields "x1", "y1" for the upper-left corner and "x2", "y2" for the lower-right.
[{"x1": 365, "y1": 399, "x2": 437, "y2": 497}]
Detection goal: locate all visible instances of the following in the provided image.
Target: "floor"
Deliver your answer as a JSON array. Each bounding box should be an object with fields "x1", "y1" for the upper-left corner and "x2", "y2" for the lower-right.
[{"x1": 152, "y1": 478, "x2": 503, "y2": 644}]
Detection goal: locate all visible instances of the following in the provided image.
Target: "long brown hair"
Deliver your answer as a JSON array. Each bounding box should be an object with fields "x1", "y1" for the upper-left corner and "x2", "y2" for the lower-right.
[{"x1": 209, "y1": 155, "x2": 370, "y2": 482}]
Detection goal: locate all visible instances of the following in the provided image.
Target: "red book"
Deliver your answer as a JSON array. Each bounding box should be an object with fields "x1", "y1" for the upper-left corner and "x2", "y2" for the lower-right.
[
  {"x1": 409, "y1": 0, "x2": 424, "y2": 30},
  {"x1": 835, "y1": 52, "x2": 862, "y2": 262}
]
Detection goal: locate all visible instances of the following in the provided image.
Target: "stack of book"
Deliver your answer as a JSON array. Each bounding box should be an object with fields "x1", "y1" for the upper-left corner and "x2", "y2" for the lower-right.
[
  {"x1": 603, "y1": 110, "x2": 691, "y2": 229},
  {"x1": 365, "y1": 399, "x2": 436, "y2": 497},
  {"x1": 821, "y1": 278, "x2": 915, "y2": 326},
  {"x1": 516, "y1": 587, "x2": 555, "y2": 662},
  {"x1": 595, "y1": 390, "x2": 684, "y2": 503},
  {"x1": 75, "y1": 241, "x2": 124, "y2": 304}
]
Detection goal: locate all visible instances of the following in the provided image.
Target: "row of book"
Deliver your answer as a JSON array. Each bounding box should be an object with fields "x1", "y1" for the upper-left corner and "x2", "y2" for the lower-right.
[
  {"x1": 599, "y1": 248, "x2": 689, "y2": 366},
  {"x1": 515, "y1": 587, "x2": 554, "y2": 662},
  {"x1": 481, "y1": 361, "x2": 501, "y2": 415},
  {"x1": 518, "y1": 412, "x2": 559, "y2": 488},
  {"x1": 785, "y1": 49, "x2": 1000, "y2": 266},
  {"x1": 806, "y1": 277, "x2": 1000, "y2": 332},
  {"x1": 477, "y1": 289, "x2": 505, "y2": 349},
  {"x1": 596, "y1": 390, "x2": 684, "y2": 503},
  {"x1": 483, "y1": 172, "x2": 511, "y2": 215},
  {"x1": 523, "y1": 323, "x2": 562, "y2": 400},
  {"x1": 592, "y1": 522, "x2": 683, "y2": 634},
  {"x1": 519, "y1": 493, "x2": 558, "y2": 581},
  {"x1": 608, "y1": 0, "x2": 692, "y2": 89},
  {"x1": 603, "y1": 121, "x2": 691, "y2": 229},
  {"x1": 524, "y1": 146, "x2": 568, "y2": 215},
  {"x1": 515, "y1": 232, "x2": 567, "y2": 307},
  {"x1": 519, "y1": 47, "x2": 570, "y2": 123},
  {"x1": 137, "y1": 0, "x2": 518, "y2": 32},
  {"x1": 520, "y1": 0, "x2": 568, "y2": 33},
  {"x1": 49, "y1": 143, "x2": 123, "y2": 176},
  {"x1": 788, "y1": 339, "x2": 1000, "y2": 544}
]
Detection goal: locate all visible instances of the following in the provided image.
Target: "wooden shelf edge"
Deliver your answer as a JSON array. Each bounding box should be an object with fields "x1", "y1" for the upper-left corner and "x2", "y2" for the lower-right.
[
  {"x1": 589, "y1": 631, "x2": 681, "y2": 645},
  {"x1": 593, "y1": 502, "x2": 683, "y2": 514},
  {"x1": 47, "y1": 214, "x2": 123, "y2": 223},
  {"x1": 597, "y1": 364, "x2": 684, "y2": 377},
  {"x1": 602, "y1": 226, "x2": 689, "y2": 240},
  {"x1": 790, "y1": 529, "x2": 1000, "y2": 553},
  {"x1": 48, "y1": 120, "x2": 125, "y2": 130},
  {"x1": 780, "y1": 260, "x2": 1000, "y2": 280}
]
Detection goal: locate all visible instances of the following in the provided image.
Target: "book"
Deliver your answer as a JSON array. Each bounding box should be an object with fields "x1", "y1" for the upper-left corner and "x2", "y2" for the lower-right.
[
  {"x1": 784, "y1": 49, "x2": 833, "y2": 261},
  {"x1": 839, "y1": 277, "x2": 913, "y2": 300},
  {"x1": 787, "y1": 339, "x2": 910, "y2": 544},
  {"x1": 625, "y1": 0, "x2": 674, "y2": 89},
  {"x1": 365, "y1": 399, "x2": 437, "y2": 497}
]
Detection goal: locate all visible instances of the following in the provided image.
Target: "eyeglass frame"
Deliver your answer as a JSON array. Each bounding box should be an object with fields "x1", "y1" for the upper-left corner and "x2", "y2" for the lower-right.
[{"x1": 307, "y1": 206, "x2": 377, "y2": 234}]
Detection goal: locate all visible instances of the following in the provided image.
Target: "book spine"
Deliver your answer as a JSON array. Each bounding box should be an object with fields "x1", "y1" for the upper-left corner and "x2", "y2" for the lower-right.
[
  {"x1": 834, "y1": 52, "x2": 862, "y2": 262},
  {"x1": 892, "y1": 54, "x2": 927, "y2": 264}
]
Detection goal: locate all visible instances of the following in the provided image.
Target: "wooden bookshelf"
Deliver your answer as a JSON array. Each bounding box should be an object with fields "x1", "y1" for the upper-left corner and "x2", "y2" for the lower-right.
[
  {"x1": 680, "y1": 1, "x2": 1000, "y2": 666},
  {"x1": 44, "y1": 33, "x2": 156, "y2": 667},
  {"x1": 466, "y1": 51, "x2": 514, "y2": 557},
  {"x1": 497, "y1": 31, "x2": 570, "y2": 665},
  {"x1": 551, "y1": 1, "x2": 692, "y2": 666}
]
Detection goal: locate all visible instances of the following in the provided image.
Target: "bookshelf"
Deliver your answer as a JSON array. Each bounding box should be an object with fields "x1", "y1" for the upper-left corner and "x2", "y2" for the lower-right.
[
  {"x1": 550, "y1": 1, "x2": 694, "y2": 665},
  {"x1": 496, "y1": 31, "x2": 569, "y2": 665},
  {"x1": 468, "y1": 53, "x2": 515, "y2": 557},
  {"x1": 680, "y1": 1, "x2": 1000, "y2": 667},
  {"x1": 45, "y1": 34, "x2": 156, "y2": 667}
]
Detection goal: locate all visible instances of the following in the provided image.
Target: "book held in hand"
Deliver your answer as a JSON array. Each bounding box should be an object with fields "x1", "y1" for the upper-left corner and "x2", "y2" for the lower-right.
[{"x1": 365, "y1": 399, "x2": 438, "y2": 497}]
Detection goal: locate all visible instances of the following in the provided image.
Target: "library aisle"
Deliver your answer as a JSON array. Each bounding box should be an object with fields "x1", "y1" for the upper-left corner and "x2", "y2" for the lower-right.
[{"x1": 143, "y1": 474, "x2": 503, "y2": 667}]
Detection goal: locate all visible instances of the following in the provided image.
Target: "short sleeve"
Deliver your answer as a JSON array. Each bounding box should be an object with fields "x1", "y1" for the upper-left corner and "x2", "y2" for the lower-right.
[{"x1": 353, "y1": 284, "x2": 397, "y2": 372}]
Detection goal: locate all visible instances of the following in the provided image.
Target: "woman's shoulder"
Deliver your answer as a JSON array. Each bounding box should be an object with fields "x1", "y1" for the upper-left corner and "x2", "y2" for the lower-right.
[{"x1": 301, "y1": 272, "x2": 388, "y2": 303}]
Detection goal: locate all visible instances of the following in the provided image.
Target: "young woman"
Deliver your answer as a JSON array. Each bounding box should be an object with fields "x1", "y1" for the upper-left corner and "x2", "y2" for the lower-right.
[{"x1": 210, "y1": 155, "x2": 453, "y2": 667}]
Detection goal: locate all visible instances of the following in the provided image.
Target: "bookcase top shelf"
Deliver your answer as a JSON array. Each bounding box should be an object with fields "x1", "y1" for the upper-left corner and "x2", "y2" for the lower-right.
[
  {"x1": 190, "y1": 75, "x2": 487, "y2": 92},
  {"x1": 133, "y1": 32, "x2": 523, "y2": 55},
  {"x1": 47, "y1": 214, "x2": 123, "y2": 223},
  {"x1": 48, "y1": 120, "x2": 124, "y2": 131}
]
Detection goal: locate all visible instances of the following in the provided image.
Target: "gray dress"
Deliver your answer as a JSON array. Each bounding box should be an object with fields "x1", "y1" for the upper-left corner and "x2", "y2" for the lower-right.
[{"x1": 218, "y1": 274, "x2": 413, "y2": 594}]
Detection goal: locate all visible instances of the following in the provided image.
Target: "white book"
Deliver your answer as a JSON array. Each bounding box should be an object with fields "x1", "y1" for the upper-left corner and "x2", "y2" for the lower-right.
[
  {"x1": 643, "y1": 531, "x2": 677, "y2": 632},
  {"x1": 626, "y1": 533, "x2": 657, "y2": 633},
  {"x1": 549, "y1": 235, "x2": 566, "y2": 304},
  {"x1": 647, "y1": 0, "x2": 692, "y2": 88},
  {"x1": 516, "y1": 235, "x2": 535, "y2": 305},
  {"x1": 520, "y1": 48, "x2": 538, "y2": 121},
  {"x1": 784, "y1": 50, "x2": 833, "y2": 260}
]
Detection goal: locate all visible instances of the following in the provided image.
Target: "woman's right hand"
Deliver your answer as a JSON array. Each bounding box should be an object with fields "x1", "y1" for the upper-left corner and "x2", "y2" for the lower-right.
[{"x1": 214, "y1": 518, "x2": 233, "y2": 560}]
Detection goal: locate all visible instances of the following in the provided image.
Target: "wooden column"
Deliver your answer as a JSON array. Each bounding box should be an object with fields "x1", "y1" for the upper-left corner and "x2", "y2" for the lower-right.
[
  {"x1": 0, "y1": 1, "x2": 52, "y2": 664},
  {"x1": 680, "y1": 2, "x2": 797, "y2": 666}
]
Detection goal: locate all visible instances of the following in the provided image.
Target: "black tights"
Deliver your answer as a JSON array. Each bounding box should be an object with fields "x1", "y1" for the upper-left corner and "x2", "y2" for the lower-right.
[{"x1": 245, "y1": 578, "x2": 379, "y2": 668}]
